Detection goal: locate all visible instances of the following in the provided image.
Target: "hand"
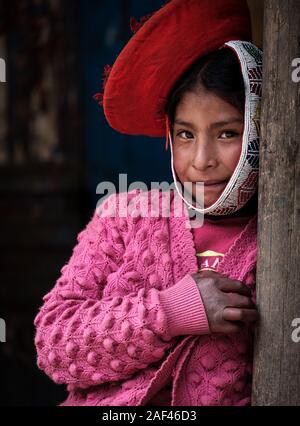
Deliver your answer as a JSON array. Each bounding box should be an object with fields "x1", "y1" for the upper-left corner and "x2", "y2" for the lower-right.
[{"x1": 191, "y1": 270, "x2": 258, "y2": 334}]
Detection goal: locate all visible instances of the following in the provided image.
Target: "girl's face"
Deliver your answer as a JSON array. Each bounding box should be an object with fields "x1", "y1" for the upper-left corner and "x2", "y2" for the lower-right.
[{"x1": 172, "y1": 89, "x2": 244, "y2": 208}]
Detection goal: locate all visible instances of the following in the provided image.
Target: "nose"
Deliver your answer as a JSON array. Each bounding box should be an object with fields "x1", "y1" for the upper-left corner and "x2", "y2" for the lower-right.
[{"x1": 192, "y1": 135, "x2": 218, "y2": 171}]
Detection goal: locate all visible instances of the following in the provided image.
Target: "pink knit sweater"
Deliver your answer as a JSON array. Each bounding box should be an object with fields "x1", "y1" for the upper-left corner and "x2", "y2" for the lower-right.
[{"x1": 34, "y1": 188, "x2": 257, "y2": 406}]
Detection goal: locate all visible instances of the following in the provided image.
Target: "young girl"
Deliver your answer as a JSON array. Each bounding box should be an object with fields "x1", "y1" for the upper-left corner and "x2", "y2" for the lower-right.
[{"x1": 34, "y1": 0, "x2": 262, "y2": 406}]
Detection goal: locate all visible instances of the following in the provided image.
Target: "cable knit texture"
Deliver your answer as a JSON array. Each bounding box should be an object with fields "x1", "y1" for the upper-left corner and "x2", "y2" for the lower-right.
[{"x1": 34, "y1": 188, "x2": 257, "y2": 406}]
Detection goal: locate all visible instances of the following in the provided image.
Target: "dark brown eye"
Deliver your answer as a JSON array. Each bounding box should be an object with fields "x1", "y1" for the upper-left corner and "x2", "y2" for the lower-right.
[
  {"x1": 219, "y1": 130, "x2": 239, "y2": 139},
  {"x1": 177, "y1": 130, "x2": 194, "y2": 139}
]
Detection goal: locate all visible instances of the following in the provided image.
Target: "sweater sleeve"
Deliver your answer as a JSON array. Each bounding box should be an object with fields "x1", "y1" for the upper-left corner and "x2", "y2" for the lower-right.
[
  {"x1": 34, "y1": 193, "x2": 175, "y2": 390},
  {"x1": 34, "y1": 192, "x2": 210, "y2": 390},
  {"x1": 159, "y1": 273, "x2": 211, "y2": 337}
]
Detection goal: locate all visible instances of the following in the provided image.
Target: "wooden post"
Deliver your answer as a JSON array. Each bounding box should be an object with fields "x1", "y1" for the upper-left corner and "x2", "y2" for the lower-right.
[{"x1": 252, "y1": 0, "x2": 300, "y2": 405}]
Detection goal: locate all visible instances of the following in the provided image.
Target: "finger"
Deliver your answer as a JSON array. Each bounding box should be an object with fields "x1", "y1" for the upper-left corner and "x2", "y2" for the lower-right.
[
  {"x1": 222, "y1": 307, "x2": 258, "y2": 323},
  {"x1": 225, "y1": 293, "x2": 255, "y2": 308},
  {"x1": 219, "y1": 279, "x2": 252, "y2": 297},
  {"x1": 219, "y1": 321, "x2": 244, "y2": 334}
]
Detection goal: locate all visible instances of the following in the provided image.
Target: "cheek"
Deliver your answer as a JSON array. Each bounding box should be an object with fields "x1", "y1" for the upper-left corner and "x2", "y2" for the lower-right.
[
  {"x1": 173, "y1": 147, "x2": 187, "y2": 177},
  {"x1": 225, "y1": 143, "x2": 242, "y2": 172}
]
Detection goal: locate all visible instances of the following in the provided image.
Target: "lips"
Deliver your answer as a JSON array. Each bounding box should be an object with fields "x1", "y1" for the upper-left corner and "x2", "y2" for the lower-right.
[
  {"x1": 191, "y1": 179, "x2": 229, "y2": 192},
  {"x1": 204, "y1": 179, "x2": 229, "y2": 186},
  {"x1": 203, "y1": 180, "x2": 229, "y2": 191}
]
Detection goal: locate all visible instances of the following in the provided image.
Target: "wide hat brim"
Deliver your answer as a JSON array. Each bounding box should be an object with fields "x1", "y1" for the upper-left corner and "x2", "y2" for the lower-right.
[{"x1": 102, "y1": 0, "x2": 252, "y2": 138}]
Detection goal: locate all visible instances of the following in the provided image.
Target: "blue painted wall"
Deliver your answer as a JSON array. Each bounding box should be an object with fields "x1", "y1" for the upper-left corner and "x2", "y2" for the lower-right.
[{"x1": 79, "y1": 0, "x2": 173, "y2": 207}]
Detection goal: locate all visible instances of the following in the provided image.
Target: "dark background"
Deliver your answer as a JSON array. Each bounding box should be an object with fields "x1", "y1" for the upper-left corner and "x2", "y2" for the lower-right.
[{"x1": 0, "y1": 0, "x2": 263, "y2": 406}]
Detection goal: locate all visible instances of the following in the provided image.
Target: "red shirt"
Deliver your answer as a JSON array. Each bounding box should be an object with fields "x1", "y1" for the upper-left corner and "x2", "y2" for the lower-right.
[{"x1": 191, "y1": 214, "x2": 253, "y2": 272}]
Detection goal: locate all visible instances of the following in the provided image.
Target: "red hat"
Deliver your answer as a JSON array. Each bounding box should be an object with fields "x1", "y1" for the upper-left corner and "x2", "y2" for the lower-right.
[{"x1": 96, "y1": 0, "x2": 252, "y2": 138}]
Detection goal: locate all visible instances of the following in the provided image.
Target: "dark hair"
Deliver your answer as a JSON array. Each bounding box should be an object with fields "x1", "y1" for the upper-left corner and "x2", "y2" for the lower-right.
[{"x1": 166, "y1": 48, "x2": 245, "y2": 130}]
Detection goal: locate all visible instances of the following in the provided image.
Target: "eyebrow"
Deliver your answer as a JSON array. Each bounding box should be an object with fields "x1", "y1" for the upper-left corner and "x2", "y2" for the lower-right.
[{"x1": 174, "y1": 117, "x2": 244, "y2": 130}]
